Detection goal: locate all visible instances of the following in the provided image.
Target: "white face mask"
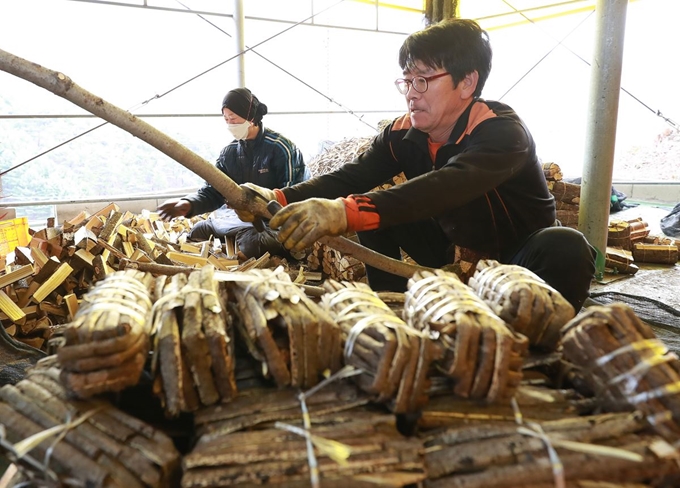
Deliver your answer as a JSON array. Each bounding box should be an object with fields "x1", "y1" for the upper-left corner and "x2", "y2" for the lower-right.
[{"x1": 228, "y1": 121, "x2": 251, "y2": 140}]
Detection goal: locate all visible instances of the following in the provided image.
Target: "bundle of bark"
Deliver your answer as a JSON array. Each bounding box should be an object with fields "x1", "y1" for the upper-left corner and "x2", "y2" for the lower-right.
[
  {"x1": 543, "y1": 163, "x2": 580, "y2": 229},
  {"x1": 561, "y1": 303, "x2": 680, "y2": 444},
  {"x1": 608, "y1": 218, "x2": 651, "y2": 251},
  {"x1": 53, "y1": 269, "x2": 154, "y2": 398},
  {"x1": 404, "y1": 269, "x2": 527, "y2": 403},
  {"x1": 150, "y1": 264, "x2": 237, "y2": 418},
  {"x1": 192, "y1": 380, "x2": 371, "y2": 443},
  {"x1": 467, "y1": 259, "x2": 575, "y2": 351},
  {"x1": 225, "y1": 267, "x2": 343, "y2": 389},
  {"x1": 185, "y1": 394, "x2": 426, "y2": 487},
  {"x1": 0, "y1": 359, "x2": 180, "y2": 488},
  {"x1": 633, "y1": 242, "x2": 679, "y2": 264},
  {"x1": 418, "y1": 384, "x2": 591, "y2": 431},
  {"x1": 321, "y1": 279, "x2": 441, "y2": 414},
  {"x1": 423, "y1": 410, "x2": 680, "y2": 487},
  {"x1": 605, "y1": 247, "x2": 639, "y2": 275},
  {"x1": 542, "y1": 162, "x2": 563, "y2": 183}
]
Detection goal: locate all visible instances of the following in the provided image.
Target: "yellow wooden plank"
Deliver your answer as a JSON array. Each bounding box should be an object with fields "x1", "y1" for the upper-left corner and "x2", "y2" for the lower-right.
[
  {"x1": 32, "y1": 263, "x2": 74, "y2": 303},
  {"x1": 167, "y1": 251, "x2": 207, "y2": 267},
  {"x1": 0, "y1": 264, "x2": 34, "y2": 288},
  {"x1": 0, "y1": 290, "x2": 25, "y2": 325}
]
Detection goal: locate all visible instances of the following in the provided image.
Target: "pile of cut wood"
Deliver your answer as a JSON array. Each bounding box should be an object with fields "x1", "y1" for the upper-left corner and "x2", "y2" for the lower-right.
[{"x1": 543, "y1": 162, "x2": 580, "y2": 229}]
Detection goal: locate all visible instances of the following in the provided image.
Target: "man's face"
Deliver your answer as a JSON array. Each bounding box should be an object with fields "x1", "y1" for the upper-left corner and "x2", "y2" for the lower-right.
[
  {"x1": 222, "y1": 108, "x2": 247, "y2": 124},
  {"x1": 403, "y1": 61, "x2": 466, "y2": 135}
]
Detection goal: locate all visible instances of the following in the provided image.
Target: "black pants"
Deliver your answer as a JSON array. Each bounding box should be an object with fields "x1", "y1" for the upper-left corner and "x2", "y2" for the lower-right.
[
  {"x1": 357, "y1": 221, "x2": 596, "y2": 312},
  {"x1": 189, "y1": 219, "x2": 289, "y2": 260}
]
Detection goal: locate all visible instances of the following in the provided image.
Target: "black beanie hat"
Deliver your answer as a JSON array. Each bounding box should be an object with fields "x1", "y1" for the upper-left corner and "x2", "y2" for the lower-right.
[{"x1": 221, "y1": 88, "x2": 267, "y2": 123}]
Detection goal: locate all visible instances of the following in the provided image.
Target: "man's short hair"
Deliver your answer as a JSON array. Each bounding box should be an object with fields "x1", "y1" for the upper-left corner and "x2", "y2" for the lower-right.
[{"x1": 399, "y1": 18, "x2": 492, "y2": 98}]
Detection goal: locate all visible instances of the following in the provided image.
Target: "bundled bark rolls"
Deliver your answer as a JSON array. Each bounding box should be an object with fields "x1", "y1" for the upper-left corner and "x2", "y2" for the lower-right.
[
  {"x1": 467, "y1": 259, "x2": 575, "y2": 351},
  {"x1": 55, "y1": 269, "x2": 154, "y2": 398},
  {"x1": 184, "y1": 407, "x2": 426, "y2": 488},
  {"x1": 0, "y1": 360, "x2": 181, "y2": 488},
  {"x1": 405, "y1": 270, "x2": 528, "y2": 403},
  {"x1": 561, "y1": 303, "x2": 680, "y2": 444},
  {"x1": 150, "y1": 265, "x2": 237, "y2": 418},
  {"x1": 322, "y1": 280, "x2": 442, "y2": 414},
  {"x1": 225, "y1": 267, "x2": 343, "y2": 390}
]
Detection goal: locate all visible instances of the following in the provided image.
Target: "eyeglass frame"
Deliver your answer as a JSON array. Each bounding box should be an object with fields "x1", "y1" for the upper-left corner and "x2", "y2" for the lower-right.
[{"x1": 394, "y1": 72, "x2": 451, "y2": 95}]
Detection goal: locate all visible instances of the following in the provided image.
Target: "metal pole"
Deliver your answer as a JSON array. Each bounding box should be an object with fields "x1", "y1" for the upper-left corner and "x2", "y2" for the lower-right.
[
  {"x1": 579, "y1": 0, "x2": 628, "y2": 280},
  {"x1": 233, "y1": 0, "x2": 246, "y2": 87}
]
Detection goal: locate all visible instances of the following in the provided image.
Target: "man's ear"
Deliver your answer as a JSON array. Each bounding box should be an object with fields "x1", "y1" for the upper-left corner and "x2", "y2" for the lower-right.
[{"x1": 460, "y1": 71, "x2": 479, "y2": 99}]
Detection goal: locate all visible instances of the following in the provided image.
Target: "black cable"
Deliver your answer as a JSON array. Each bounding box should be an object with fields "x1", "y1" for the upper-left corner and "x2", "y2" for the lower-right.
[
  {"x1": 139, "y1": 0, "x2": 347, "y2": 105},
  {"x1": 174, "y1": 0, "x2": 377, "y2": 131},
  {"x1": 501, "y1": 0, "x2": 679, "y2": 130},
  {"x1": 2, "y1": 0, "x2": 349, "y2": 176},
  {"x1": 0, "y1": 122, "x2": 107, "y2": 177},
  {"x1": 498, "y1": 6, "x2": 594, "y2": 101}
]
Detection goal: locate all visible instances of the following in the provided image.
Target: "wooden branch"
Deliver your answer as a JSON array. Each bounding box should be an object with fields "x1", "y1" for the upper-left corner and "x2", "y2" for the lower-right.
[{"x1": 0, "y1": 48, "x2": 431, "y2": 279}]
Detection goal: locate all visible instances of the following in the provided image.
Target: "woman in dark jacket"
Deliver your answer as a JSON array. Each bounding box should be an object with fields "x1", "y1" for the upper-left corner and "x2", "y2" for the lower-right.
[{"x1": 158, "y1": 87, "x2": 308, "y2": 259}]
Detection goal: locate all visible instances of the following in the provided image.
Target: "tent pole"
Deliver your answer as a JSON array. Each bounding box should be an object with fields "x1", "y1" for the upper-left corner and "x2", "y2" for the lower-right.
[{"x1": 579, "y1": 0, "x2": 629, "y2": 280}]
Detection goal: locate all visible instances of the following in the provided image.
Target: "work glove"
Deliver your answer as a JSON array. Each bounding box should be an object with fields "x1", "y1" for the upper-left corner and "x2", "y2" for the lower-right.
[
  {"x1": 235, "y1": 182, "x2": 278, "y2": 223},
  {"x1": 269, "y1": 198, "x2": 348, "y2": 253},
  {"x1": 157, "y1": 198, "x2": 192, "y2": 221}
]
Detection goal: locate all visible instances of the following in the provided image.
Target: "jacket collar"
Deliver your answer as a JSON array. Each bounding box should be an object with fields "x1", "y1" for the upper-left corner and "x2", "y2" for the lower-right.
[{"x1": 402, "y1": 98, "x2": 480, "y2": 151}]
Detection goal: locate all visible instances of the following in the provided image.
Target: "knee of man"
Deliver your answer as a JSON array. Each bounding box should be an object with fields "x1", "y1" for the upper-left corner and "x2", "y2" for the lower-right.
[{"x1": 188, "y1": 220, "x2": 216, "y2": 241}]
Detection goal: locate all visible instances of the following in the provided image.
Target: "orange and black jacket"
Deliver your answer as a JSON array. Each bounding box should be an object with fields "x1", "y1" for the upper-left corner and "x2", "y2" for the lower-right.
[{"x1": 281, "y1": 99, "x2": 556, "y2": 260}]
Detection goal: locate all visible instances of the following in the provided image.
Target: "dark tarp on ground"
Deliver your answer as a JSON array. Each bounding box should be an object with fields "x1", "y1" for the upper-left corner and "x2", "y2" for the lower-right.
[{"x1": 586, "y1": 291, "x2": 680, "y2": 355}]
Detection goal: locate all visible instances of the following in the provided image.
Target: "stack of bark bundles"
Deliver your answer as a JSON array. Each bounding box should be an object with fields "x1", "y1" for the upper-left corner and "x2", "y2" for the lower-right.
[
  {"x1": 150, "y1": 264, "x2": 237, "y2": 418},
  {"x1": 404, "y1": 270, "x2": 529, "y2": 402},
  {"x1": 418, "y1": 383, "x2": 589, "y2": 432},
  {"x1": 542, "y1": 162, "x2": 580, "y2": 229},
  {"x1": 423, "y1": 410, "x2": 680, "y2": 488},
  {"x1": 184, "y1": 383, "x2": 426, "y2": 487},
  {"x1": 562, "y1": 303, "x2": 680, "y2": 445},
  {"x1": 54, "y1": 268, "x2": 154, "y2": 398},
  {"x1": 321, "y1": 279, "x2": 442, "y2": 414},
  {"x1": 404, "y1": 269, "x2": 528, "y2": 403},
  {"x1": 192, "y1": 381, "x2": 371, "y2": 441},
  {"x1": 633, "y1": 240, "x2": 679, "y2": 265},
  {"x1": 224, "y1": 266, "x2": 343, "y2": 389},
  {"x1": 608, "y1": 218, "x2": 651, "y2": 251},
  {"x1": 467, "y1": 259, "x2": 575, "y2": 351},
  {"x1": 0, "y1": 360, "x2": 180, "y2": 488}
]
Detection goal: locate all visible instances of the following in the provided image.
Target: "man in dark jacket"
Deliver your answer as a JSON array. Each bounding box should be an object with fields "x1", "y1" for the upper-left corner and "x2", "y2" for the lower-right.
[
  {"x1": 240, "y1": 19, "x2": 595, "y2": 310},
  {"x1": 158, "y1": 87, "x2": 307, "y2": 259}
]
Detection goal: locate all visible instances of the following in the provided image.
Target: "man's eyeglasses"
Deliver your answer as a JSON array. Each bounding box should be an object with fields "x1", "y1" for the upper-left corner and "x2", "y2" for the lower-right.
[{"x1": 394, "y1": 72, "x2": 451, "y2": 94}]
